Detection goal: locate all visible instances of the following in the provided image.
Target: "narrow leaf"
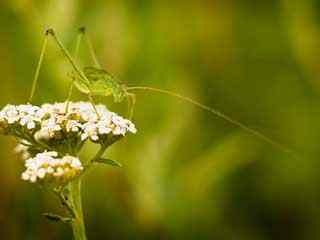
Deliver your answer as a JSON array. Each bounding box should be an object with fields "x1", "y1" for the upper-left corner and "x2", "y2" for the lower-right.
[
  {"x1": 95, "y1": 158, "x2": 122, "y2": 167},
  {"x1": 43, "y1": 213, "x2": 73, "y2": 223}
]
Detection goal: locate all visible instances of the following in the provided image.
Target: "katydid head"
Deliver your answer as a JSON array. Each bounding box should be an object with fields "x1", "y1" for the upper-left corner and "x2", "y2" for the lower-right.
[{"x1": 113, "y1": 84, "x2": 127, "y2": 103}]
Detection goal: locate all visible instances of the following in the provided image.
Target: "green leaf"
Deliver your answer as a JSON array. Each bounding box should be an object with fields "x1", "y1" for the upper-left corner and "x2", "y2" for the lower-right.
[
  {"x1": 43, "y1": 213, "x2": 73, "y2": 223},
  {"x1": 95, "y1": 158, "x2": 122, "y2": 167}
]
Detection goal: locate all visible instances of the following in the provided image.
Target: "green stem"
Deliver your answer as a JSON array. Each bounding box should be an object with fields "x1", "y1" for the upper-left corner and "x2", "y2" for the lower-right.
[
  {"x1": 78, "y1": 145, "x2": 107, "y2": 178},
  {"x1": 69, "y1": 178, "x2": 87, "y2": 240}
]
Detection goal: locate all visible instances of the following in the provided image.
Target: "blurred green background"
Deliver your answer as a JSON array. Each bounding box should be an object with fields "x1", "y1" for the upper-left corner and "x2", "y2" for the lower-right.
[{"x1": 0, "y1": 0, "x2": 319, "y2": 239}]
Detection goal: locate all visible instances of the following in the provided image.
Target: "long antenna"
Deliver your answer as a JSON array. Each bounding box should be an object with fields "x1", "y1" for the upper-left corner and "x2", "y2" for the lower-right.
[{"x1": 126, "y1": 86, "x2": 298, "y2": 158}]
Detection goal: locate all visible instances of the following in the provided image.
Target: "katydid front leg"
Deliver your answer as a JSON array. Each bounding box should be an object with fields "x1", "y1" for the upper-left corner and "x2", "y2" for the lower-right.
[{"x1": 126, "y1": 92, "x2": 136, "y2": 120}]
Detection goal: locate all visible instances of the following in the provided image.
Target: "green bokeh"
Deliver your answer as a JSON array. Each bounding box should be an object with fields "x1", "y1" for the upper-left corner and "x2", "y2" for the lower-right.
[{"x1": 0, "y1": 1, "x2": 319, "y2": 239}]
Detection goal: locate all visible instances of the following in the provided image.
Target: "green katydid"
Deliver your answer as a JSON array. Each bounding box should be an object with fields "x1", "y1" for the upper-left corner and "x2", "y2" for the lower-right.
[{"x1": 28, "y1": 27, "x2": 298, "y2": 158}]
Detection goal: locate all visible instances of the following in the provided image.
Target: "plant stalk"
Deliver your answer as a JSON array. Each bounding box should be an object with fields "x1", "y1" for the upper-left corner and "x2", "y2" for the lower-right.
[{"x1": 69, "y1": 178, "x2": 87, "y2": 240}]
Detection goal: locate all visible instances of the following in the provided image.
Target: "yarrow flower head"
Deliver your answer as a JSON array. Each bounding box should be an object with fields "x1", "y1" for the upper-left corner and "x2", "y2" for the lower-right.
[
  {"x1": 21, "y1": 151, "x2": 83, "y2": 184},
  {"x1": 0, "y1": 101, "x2": 136, "y2": 144},
  {"x1": 0, "y1": 101, "x2": 137, "y2": 185},
  {"x1": 0, "y1": 104, "x2": 42, "y2": 133}
]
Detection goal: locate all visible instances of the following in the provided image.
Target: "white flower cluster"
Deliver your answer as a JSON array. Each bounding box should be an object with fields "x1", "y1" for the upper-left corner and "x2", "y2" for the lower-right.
[
  {"x1": 0, "y1": 104, "x2": 42, "y2": 130},
  {"x1": 21, "y1": 151, "x2": 83, "y2": 183},
  {"x1": 0, "y1": 102, "x2": 136, "y2": 185},
  {"x1": 0, "y1": 102, "x2": 137, "y2": 184},
  {"x1": 0, "y1": 102, "x2": 137, "y2": 142}
]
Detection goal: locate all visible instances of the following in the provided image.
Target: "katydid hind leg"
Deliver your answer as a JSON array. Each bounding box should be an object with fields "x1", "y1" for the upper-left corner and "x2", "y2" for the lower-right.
[
  {"x1": 28, "y1": 30, "x2": 49, "y2": 103},
  {"x1": 65, "y1": 28, "x2": 85, "y2": 113}
]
